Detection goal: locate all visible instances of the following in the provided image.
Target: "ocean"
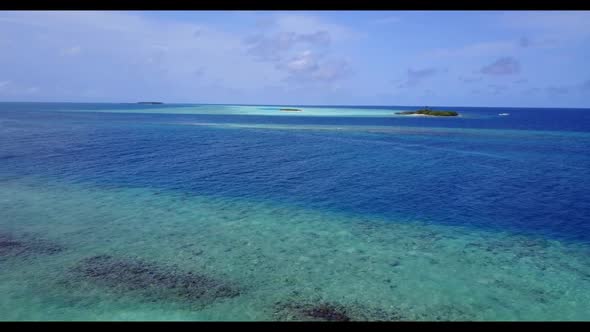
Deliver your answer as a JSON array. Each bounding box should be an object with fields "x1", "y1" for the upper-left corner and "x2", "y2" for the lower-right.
[{"x1": 1, "y1": 102, "x2": 589, "y2": 320}]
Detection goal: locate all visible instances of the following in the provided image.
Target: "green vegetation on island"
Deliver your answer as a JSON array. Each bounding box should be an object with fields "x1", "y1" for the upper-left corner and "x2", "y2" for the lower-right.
[
  {"x1": 396, "y1": 108, "x2": 459, "y2": 117},
  {"x1": 280, "y1": 108, "x2": 303, "y2": 112}
]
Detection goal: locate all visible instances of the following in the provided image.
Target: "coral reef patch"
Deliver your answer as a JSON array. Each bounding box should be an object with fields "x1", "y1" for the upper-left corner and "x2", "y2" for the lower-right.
[
  {"x1": 0, "y1": 232, "x2": 64, "y2": 259},
  {"x1": 68, "y1": 254, "x2": 242, "y2": 307}
]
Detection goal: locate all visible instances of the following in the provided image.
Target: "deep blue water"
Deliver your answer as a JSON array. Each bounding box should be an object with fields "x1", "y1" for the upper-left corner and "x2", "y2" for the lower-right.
[{"x1": 1, "y1": 102, "x2": 590, "y2": 243}]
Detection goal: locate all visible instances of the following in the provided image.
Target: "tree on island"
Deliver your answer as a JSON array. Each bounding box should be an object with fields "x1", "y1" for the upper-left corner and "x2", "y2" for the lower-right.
[{"x1": 396, "y1": 108, "x2": 458, "y2": 116}]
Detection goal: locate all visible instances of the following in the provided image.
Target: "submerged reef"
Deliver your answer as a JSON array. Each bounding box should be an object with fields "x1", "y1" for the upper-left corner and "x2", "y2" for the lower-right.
[
  {"x1": 396, "y1": 109, "x2": 459, "y2": 116},
  {"x1": 69, "y1": 255, "x2": 242, "y2": 307},
  {"x1": 0, "y1": 232, "x2": 64, "y2": 259},
  {"x1": 273, "y1": 301, "x2": 352, "y2": 321},
  {"x1": 272, "y1": 299, "x2": 409, "y2": 321},
  {"x1": 298, "y1": 303, "x2": 351, "y2": 321},
  {"x1": 272, "y1": 297, "x2": 476, "y2": 321}
]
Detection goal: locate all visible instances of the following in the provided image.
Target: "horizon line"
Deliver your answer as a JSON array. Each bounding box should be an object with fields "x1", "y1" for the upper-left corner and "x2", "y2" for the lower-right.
[{"x1": 0, "y1": 100, "x2": 589, "y2": 110}]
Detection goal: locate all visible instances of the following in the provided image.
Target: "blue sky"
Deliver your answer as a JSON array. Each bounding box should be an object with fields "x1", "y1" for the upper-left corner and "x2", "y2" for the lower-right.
[{"x1": 0, "y1": 10, "x2": 589, "y2": 107}]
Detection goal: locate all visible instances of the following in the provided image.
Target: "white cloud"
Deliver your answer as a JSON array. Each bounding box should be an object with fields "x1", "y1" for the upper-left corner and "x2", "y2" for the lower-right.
[
  {"x1": 60, "y1": 45, "x2": 81, "y2": 56},
  {"x1": 0, "y1": 11, "x2": 363, "y2": 102},
  {"x1": 370, "y1": 16, "x2": 401, "y2": 25},
  {"x1": 397, "y1": 68, "x2": 438, "y2": 88},
  {"x1": 422, "y1": 12, "x2": 577, "y2": 60},
  {"x1": 245, "y1": 30, "x2": 331, "y2": 61},
  {"x1": 497, "y1": 11, "x2": 590, "y2": 48},
  {"x1": 310, "y1": 59, "x2": 351, "y2": 82},
  {"x1": 285, "y1": 50, "x2": 318, "y2": 72},
  {"x1": 480, "y1": 57, "x2": 521, "y2": 76},
  {"x1": 429, "y1": 40, "x2": 517, "y2": 58},
  {"x1": 499, "y1": 11, "x2": 590, "y2": 35},
  {"x1": 0, "y1": 80, "x2": 40, "y2": 96},
  {"x1": 243, "y1": 13, "x2": 357, "y2": 89},
  {"x1": 271, "y1": 13, "x2": 360, "y2": 42},
  {"x1": 0, "y1": 11, "x2": 285, "y2": 101},
  {"x1": 276, "y1": 50, "x2": 352, "y2": 86},
  {"x1": 24, "y1": 86, "x2": 40, "y2": 94}
]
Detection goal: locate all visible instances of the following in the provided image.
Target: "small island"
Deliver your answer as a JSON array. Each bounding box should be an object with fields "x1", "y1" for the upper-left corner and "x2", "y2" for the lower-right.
[
  {"x1": 396, "y1": 108, "x2": 458, "y2": 117},
  {"x1": 137, "y1": 102, "x2": 164, "y2": 105},
  {"x1": 280, "y1": 108, "x2": 303, "y2": 112}
]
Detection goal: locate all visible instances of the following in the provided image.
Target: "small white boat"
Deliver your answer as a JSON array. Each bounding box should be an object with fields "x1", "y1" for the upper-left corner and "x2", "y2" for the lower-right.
[{"x1": 498, "y1": 113, "x2": 510, "y2": 116}]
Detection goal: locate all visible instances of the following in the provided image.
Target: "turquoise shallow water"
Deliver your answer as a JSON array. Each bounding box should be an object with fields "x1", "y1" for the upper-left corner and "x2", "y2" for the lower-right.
[
  {"x1": 63, "y1": 104, "x2": 411, "y2": 117},
  {"x1": 1, "y1": 102, "x2": 590, "y2": 320},
  {"x1": 2, "y1": 177, "x2": 590, "y2": 321}
]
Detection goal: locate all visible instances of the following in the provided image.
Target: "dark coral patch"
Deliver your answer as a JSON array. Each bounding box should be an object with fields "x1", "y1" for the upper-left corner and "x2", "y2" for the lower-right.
[
  {"x1": 300, "y1": 303, "x2": 351, "y2": 321},
  {"x1": 272, "y1": 299, "x2": 410, "y2": 321},
  {"x1": 0, "y1": 232, "x2": 64, "y2": 258},
  {"x1": 273, "y1": 298, "x2": 475, "y2": 321},
  {"x1": 274, "y1": 301, "x2": 352, "y2": 321},
  {"x1": 0, "y1": 237, "x2": 24, "y2": 255},
  {"x1": 70, "y1": 255, "x2": 242, "y2": 306}
]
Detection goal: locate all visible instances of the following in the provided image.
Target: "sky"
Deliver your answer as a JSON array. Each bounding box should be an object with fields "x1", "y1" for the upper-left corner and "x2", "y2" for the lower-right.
[{"x1": 0, "y1": 10, "x2": 589, "y2": 108}]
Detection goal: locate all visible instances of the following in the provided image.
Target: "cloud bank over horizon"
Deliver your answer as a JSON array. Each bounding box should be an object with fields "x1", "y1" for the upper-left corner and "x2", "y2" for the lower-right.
[{"x1": 0, "y1": 10, "x2": 589, "y2": 108}]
